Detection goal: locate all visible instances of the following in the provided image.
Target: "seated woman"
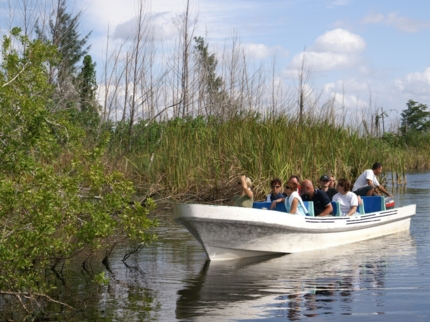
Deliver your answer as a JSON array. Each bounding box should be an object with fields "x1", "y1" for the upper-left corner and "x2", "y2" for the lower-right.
[
  {"x1": 265, "y1": 178, "x2": 284, "y2": 202},
  {"x1": 332, "y1": 178, "x2": 359, "y2": 216},
  {"x1": 232, "y1": 175, "x2": 254, "y2": 208},
  {"x1": 272, "y1": 181, "x2": 306, "y2": 215},
  {"x1": 288, "y1": 175, "x2": 302, "y2": 195}
]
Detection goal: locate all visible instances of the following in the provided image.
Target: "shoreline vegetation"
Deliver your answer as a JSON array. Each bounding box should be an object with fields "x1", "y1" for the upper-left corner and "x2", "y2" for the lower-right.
[
  {"x1": 109, "y1": 113, "x2": 429, "y2": 206},
  {"x1": 2, "y1": 0, "x2": 430, "y2": 319}
]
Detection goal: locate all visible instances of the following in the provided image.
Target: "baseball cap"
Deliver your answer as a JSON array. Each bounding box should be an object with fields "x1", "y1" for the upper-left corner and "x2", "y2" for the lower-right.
[{"x1": 320, "y1": 175, "x2": 330, "y2": 181}]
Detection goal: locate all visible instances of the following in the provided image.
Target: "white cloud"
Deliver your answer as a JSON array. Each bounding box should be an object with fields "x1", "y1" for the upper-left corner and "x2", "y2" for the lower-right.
[
  {"x1": 329, "y1": 0, "x2": 351, "y2": 7},
  {"x1": 324, "y1": 81, "x2": 370, "y2": 110},
  {"x1": 385, "y1": 12, "x2": 430, "y2": 33},
  {"x1": 289, "y1": 29, "x2": 365, "y2": 72},
  {"x1": 362, "y1": 11, "x2": 430, "y2": 33},
  {"x1": 291, "y1": 51, "x2": 359, "y2": 72},
  {"x1": 393, "y1": 68, "x2": 430, "y2": 98},
  {"x1": 151, "y1": 12, "x2": 179, "y2": 40},
  {"x1": 112, "y1": 19, "x2": 136, "y2": 41},
  {"x1": 242, "y1": 43, "x2": 288, "y2": 60},
  {"x1": 362, "y1": 12, "x2": 384, "y2": 24},
  {"x1": 325, "y1": 79, "x2": 369, "y2": 93},
  {"x1": 79, "y1": 0, "x2": 137, "y2": 28},
  {"x1": 78, "y1": 0, "x2": 187, "y2": 26},
  {"x1": 357, "y1": 65, "x2": 371, "y2": 75},
  {"x1": 314, "y1": 28, "x2": 366, "y2": 53},
  {"x1": 113, "y1": 12, "x2": 177, "y2": 41}
]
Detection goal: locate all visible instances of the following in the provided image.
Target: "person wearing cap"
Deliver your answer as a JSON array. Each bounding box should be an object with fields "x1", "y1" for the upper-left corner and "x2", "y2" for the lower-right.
[
  {"x1": 319, "y1": 174, "x2": 338, "y2": 200},
  {"x1": 301, "y1": 179, "x2": 333, "y2": 216},
  {"x1": 352, "y1": 163, "x2": 393, "y2": 197}
]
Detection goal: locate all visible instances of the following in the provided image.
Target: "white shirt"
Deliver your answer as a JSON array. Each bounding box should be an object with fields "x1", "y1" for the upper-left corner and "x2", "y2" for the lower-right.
[
  {"x1": 285, "y1": 191, "x2": 306, "y2": 216},
  {"x1": 333, "y1": 192, "x2": 358, "y2": 215},
  {"x1": 352, "y1": 169, "x2": 380, "y2": 191}
]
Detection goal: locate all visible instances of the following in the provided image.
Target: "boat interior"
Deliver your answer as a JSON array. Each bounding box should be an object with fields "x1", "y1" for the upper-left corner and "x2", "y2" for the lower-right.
[{"x1": 253, "y1": 195, "x2": 389, "y2": 217}]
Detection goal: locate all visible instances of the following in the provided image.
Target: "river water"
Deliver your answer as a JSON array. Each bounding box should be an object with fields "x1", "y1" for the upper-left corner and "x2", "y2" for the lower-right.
[{"x1": 65, "y1": 171, "x2": 430, "y2": 321}]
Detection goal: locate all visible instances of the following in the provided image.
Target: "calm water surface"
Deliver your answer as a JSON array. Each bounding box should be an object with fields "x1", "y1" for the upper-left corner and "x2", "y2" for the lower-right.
[{"x1": 74, "y1": 171, "x2": 430, "y2": 321}]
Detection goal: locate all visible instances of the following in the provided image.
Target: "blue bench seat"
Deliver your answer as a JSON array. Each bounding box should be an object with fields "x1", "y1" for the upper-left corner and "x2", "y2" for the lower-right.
[
  {"x1": 253, "y1": 201, "x2": 287, "y2": 212},
  {"x1": 360, "y1": 196, "x2": 386, "y2": 213},
  {"x1": 254, "y1": 196, "x2": 387, "y2": 216},
  {"x1": 253, "y1": 200, "x2": 314, "y2": 216}
]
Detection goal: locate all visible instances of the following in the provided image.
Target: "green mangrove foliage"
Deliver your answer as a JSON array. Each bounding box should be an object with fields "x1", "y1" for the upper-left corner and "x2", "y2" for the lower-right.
[{"x1": 0, "y1": 29, "x2": 156, "y2": 317}]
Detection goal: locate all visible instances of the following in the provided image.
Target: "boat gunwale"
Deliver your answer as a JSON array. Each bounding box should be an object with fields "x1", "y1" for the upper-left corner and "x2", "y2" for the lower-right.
[
  {"x1": 174, "y1": 204, "x2": 415, "y2": 234},
  {"x1": 175, "y1": 215, "x2": 414, "y2": 234}
]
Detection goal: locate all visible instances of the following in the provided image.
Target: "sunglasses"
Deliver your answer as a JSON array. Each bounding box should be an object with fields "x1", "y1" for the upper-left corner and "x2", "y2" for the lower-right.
[
  {"x1": 272, "y1": 185, "x2": 281, "y2": 188},
  {"x1": 284, "y1": 186, "x2": 291, "y2": 189}
]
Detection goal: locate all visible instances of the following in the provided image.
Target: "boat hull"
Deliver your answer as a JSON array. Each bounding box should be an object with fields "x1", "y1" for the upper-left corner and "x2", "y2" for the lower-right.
[{"x1": 174, "y1": 203, "x2": 416, "y2": 261}]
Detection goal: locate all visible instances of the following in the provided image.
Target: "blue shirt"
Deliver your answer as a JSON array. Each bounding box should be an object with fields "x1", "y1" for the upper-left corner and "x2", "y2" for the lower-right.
[
  {"x1": 301, "y1": 189, "x2": 331, "y2": 216},
  {"x1": 266, "y1": 192, "x2": 285, "y2": 202}
]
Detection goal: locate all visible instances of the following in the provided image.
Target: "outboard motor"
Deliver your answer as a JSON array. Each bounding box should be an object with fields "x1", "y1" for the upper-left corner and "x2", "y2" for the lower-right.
[{"x1": 385, "y1": 196, "x2": 395, "y2": 209}]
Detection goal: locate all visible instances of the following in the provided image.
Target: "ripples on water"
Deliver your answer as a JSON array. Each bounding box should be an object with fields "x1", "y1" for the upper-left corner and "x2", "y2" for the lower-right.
[
  {"x1": 174, "y1": 232, "x2": 423, "y2": 322},
  {"x1": 63, "y1": 172, "x2": 430, "y2": 321}
]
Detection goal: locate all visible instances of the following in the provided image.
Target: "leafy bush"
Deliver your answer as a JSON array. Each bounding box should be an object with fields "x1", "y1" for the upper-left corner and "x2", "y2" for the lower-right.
[{"x1": 0, "y1": 28, "x2": 157, "y2": 316}]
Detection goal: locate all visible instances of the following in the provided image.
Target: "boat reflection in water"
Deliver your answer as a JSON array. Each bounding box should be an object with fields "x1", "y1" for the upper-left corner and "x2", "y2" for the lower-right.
[{"x1": 176, "y1": 231, "x2": 415, "y2": 321}]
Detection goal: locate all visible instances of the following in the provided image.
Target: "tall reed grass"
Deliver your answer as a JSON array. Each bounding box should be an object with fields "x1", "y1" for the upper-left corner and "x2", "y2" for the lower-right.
[{"x1": 107, "y1": 114, "x2": 430, "y2": 203}]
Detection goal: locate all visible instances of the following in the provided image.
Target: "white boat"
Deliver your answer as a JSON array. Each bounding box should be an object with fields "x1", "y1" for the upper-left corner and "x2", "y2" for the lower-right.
[{"x1": 174, "y1": 197, "x2": 415, "y2": 261}]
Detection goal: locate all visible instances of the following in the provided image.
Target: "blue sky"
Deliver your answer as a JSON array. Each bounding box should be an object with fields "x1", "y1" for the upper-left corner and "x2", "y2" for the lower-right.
[
  {"x1": 75, "y1": 0, "x2": 430, "y2": 124},
  {"x1": 3, "y1": 0, "x2": 430, "y2": 125}
]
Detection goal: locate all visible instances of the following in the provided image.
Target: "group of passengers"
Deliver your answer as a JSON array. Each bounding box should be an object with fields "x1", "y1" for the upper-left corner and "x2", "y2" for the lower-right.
[{"x1": 233, "y1": 163, "x2": 393, "y2": 217}]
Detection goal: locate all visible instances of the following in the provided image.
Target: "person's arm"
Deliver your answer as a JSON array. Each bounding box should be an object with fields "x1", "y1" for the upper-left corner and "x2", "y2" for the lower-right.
[
  {"x1": 376, "y1": 185, "x2": 393, "y2": 197},
  {"x1": 365, "y1": 170, "x2": 382, "y2": 190},
  {"x1": 366, "y1": 179, "x2": 374, "y2": 186},
  {"x1": 319, "y1": 203, "x2": 333, "y2": 217},
  {"x1": 365, "y1": 178, "x2": 382, "y2": 195},
  {"x1": 346, "y1": 206, "x2": 358, "y2": 216},
  {"x1": 317, "y1": 191, "x2": 333, "y2": 216},
  {"x1": 346, "y1": 193, "x2": 359, "y2": 215},
  {"x1": 240, "y1": 175, "x2": 253, "y2": 198},
  {"x1": 244, "y1": 188, "x2": 253, "y2": 198},
  {"x1": 270, "y1": 197, "x2": 285, "y2": 209},
  {"x1": 290, "y1": 198, "x2": 298, "y2": 214}
]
